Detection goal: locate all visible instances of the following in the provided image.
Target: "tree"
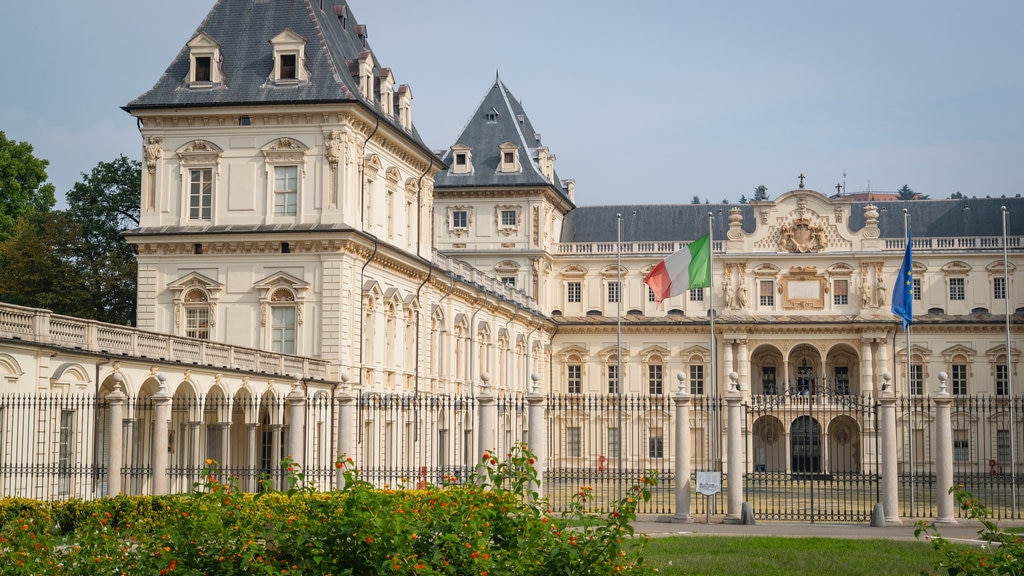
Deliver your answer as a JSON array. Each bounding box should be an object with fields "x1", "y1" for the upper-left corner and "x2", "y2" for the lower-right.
[
  {"x1": 897, "y1": 184, "x2": 928, "y2": 200},
  {"x1": 691, "y1": 195, "x2": 701, "y2": 204},
  {"x1": 0, "y1": 131, "x2": 56, "y2": 238},
  {"x1": 739, "y1": 194, "x2": 749, "y2": 204},
  {"x1": 949, "y1": 191, "x2": 964, "y2": 199},
  {"x1": 0, "y1": 214, "x2": 95, "y2": 318},
  {"x1": 64, "y1": 155, "x2": 142, "y2": 325},
  {"x1": 752, "y1": 185, "x2": 769, "y2": 202}
]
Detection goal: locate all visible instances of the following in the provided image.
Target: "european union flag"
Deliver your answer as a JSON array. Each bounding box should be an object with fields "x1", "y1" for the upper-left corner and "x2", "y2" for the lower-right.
[{"x1": 891, "y1": 231, "x2": 913, "y2": 330}]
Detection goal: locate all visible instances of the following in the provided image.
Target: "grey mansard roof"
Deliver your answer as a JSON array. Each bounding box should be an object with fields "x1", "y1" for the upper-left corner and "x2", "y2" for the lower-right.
[
  {"x1": 125, "y1": 0, "x2": 427, "y2": 146},
  {"x1": 560, "y1": 196, "x2": 1023, "y2": 243},
  {"x1": 434, "y1": 78, "x2": 570, "y2": 198}
]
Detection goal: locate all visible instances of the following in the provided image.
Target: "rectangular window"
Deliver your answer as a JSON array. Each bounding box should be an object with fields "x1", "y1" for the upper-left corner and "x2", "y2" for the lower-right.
[
  {"x1": 503, "y1": 151, "x2": 515, "y2": 164},
  {"x1": 567, "y1": 364, "x2": 582, "y2": 394},
  {"x1": 834, "y1": 366, "x2": 850, "y2": 395},
  {"x1": 195, "y1": 56, "x2": 211, "y2": 82},
  {"x1": 501, "y1": 276, "x2": 516, "y2": 288},
  {"x1": 647, "y1": 286, "x2": 656, "y2": 302},
  {"x1": 274, "y1": 166, "x2": 298, "y2": 216},
  {"x1": 607, "y1": 281, "x2": 620, "y2": 303},
  {"x1": 951, "y1": 364, "x2": 968, "y2": 395},
  {"x1": 759, "y1": 280, "x2": 774, "y2": 307},
  {"x1": 953, "y1": 431, "x2": 969, "y2": 462},
  {"x1": 833, "y1": 279, "x2": 849, "y2": 305},
  {"x1": 689, "y1": 288, "x2": 704, "y2": 301},
  {"x1": 996, "y1": 364, "x2": 1009, "y2": 396},
  {"x1": 910, "y1": 364, "x2": 924, "y2": 396},
  {"x1": 762, "y1": 366, "x2": 777, "y2": 395},
  {"x1": 501, "y1": 209, "x2": 517, "y2": 227},
  {"x1": 648, "y1": 427, "x2": 664, "y2": 459},
  {"x1": 997, "y1": 430, "x2": 1011, "y2": 463},
  {"x1": 452, "y1": 210, "x2": 467, "y2": 228},
  {"x1": 185, "y1": 307, "x2": 210, "y2": 340},
  {"x1": 648, "y1": 364, "x2": 663, "y2": 395},
  {"x1": 58, "y1": 410, "x2": 74, "y2": 495},
  {"x1": 912, "y1": 278, "x2": 922, "y2": 301},
  {"x1": 607, "y1": 364, "x2": 620, "y2": 394},
  {"x1": 994, "y1": 277, "x2": 1006, "y2": 300},
  {"x1": 690, "y1": 364, "x2": 704, "y2": 395},
  {"x1": 607, "y1": 427, "x2": 620, "y2": 458},
  {"x1": 949, "y1": 277, "x2": 965, "y2": 300},
  {"x1": 567, "y1": 281, "x2": 581, "y2": 303},
  {"x1": 280, "y1": 54, "x2": 297, "y2": 79},
  {"x1": 455, "y1": 153, "x2": 467, "y2": 166},
  {"x1": 189, "y1": 168, "x2": 213, "y2": 220},
  {"x1": 566, "y1": 427, "x2": 581, "y2": 458},
  {"x1": 271, "y1": 306, "x2": 297, "y2": 354}
]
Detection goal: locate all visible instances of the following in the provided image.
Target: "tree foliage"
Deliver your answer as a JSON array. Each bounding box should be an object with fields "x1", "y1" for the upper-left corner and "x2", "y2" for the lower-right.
[
  {"x1": 0, "y1": 131, "x2": 56, "y2": 238},
  {"x1": 752, "y1": 185, "x2": 769, "y2": 201},
  {"x1": 0, "y1": 154, "x2": 140, "y2": 326},
  {"x1": 897, "y1": 184, "x2": 928, "y2": 200}
]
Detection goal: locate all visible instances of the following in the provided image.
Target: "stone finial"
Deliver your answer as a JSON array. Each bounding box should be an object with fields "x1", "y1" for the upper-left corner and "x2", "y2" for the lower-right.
[
  {"x1": 676, "y1": 371, "x2": 687, "y2": 394},
  {"x1": 881, "y1": 372, "x2": 892, "y2": 392},
  {"x1": 728, "y1": 371, "x2": 740, "y2": 392},
  {"x1": 480, "y1": 372, "x2": 490, "y2": 393},
  {"x1": 937, "y1": 371, "x2": 948, "y2": 395},
  {"x1": 530, "y1": 372, "x2": 540, "y2": 394}
]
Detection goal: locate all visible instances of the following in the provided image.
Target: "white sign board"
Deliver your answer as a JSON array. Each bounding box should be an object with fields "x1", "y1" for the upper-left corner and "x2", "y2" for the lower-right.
[{"x1": 696, "y1": 471, "x2": 722, "y2": 496}]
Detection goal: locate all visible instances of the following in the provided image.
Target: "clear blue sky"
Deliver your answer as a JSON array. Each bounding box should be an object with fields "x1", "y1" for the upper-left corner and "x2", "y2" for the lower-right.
[{"x1": 2, "y1": 1, "x2": 1022, "y2": 207}]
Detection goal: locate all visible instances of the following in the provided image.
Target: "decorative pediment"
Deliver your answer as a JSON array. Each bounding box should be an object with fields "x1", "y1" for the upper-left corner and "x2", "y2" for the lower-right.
[
  {"x1": 167, "y1": 272, "x2": 223, "y2": 300},
  {"x1": 261, "y1": 137, "x2": 308, "y2": 164},
  {"x1": 385, "y1": 166, "x2": 401, "y2": 183},
  {"x1": 558, "y1": 345, "x2": 589, "y2": 361},
  {"x1": 0, "y1": 353, "x2": 24, "y2": 384},
  {"x1": 49, "y1": 362, "x2": 91, "y2": 390},
  {"x1": 176, "y1": 140, "x2": 223, "y2": 167},
  {"x1": 640, "y1": 345, "x2": 670, "y2": 361},
  {"x1": 941, "y1": 344, "x2": 976, "y2": 362},
  {"x1": 255, "y1": 272, "x2": 309, "y2": 299},
  {"x1": 827, "y1": 263, "x2": 855, "y2": 276},
  {"x1": 985, "y1": 344, "x2": 1020, "y2": 362},
  {"x1": 753, "y1": 263, "x2": 780, "y2": 277},
  {"x1": 600, "y1": 265, "x2": 627, "y2": 278},
  {"x1": 495, "y1": 261, "x2": 520, "y2": 274},
  {"x1": 985, "y1": 260, "x2": 1016, "y2": 274},
  {"x1": 561, "y1": 264, "x2": 588, "y2": 278},
  {"x1": 941, "y1": 261, "x2": 972, "y2": 274},
  {"x1": 363, "y1": 153, "x2": 383, "y2": 173},
  {"x1": 680, "y1": 345, "x2": 710, "y2": 362}
]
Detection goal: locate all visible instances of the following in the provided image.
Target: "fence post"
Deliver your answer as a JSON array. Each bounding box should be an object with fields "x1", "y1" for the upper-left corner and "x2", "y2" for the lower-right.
[
  {"x1": 337, "y1": 377, "x2": 356, "y2": 491},
  {"x1": 673, "y1": 371, "x2": 693, "y2": 522},
  {"x1": 878, "y1": 373, "x2": 902, "y2": 525},
  {"x1": 478, "y1": 373, "x2": 496, "y2": 456},
  {"x1": 151, "y1": 373, "x2": 171, "y2": 495},
  {"x1": 725, "y1": 372, "x2": 744, "y2": 523},
  {"x1": 287, "y1": 379, "x2": 306, "y2": 472},
  {"x1": 107, "y1": 372, "x2": 127, "y2": 497},
  {"x1": 932, "y1": 372, "x2": 958, "y2": 526},
  {"x1": 526, "y1": 372, "x2": 546, "y2": 499}
]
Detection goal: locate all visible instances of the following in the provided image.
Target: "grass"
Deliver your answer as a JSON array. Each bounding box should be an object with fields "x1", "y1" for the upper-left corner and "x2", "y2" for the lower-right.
[{"x1": 640, "y1": 535, "x2": 940, "y2": 575}]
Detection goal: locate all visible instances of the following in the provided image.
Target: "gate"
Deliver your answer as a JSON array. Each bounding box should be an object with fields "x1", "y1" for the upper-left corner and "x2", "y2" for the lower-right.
[{"x1": 744, "y1": 390, "x2": 880, "y2": 522}]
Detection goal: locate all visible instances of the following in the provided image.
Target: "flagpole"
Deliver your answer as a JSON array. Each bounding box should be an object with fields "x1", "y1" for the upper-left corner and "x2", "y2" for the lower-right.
[
  {"x1": 903, "y1": 208, "x2": 914, "y2": 516},
  {"x1": 1002, "y1": 206, "x2": 1017, "y2": 517},
  {"x1": 707, "y1": 211, "x2": 718, "y2": 471},
  {"x1": 616, "y1": 212, "x2": 623, "y2": 504}
]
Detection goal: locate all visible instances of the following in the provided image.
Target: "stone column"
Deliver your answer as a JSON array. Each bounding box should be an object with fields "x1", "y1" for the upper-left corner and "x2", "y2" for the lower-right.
[
  {"x1": 878, "y1": 373, "x2": 902, "y2": 525},
  {"x1": 106, "y1": 373, "x2": 127, "y2": 497},
  {"x1": 270, "y1": 424, "x2": 282, "y2": 490},
  {"x1": 526, "y1": 373, "x2": 546, "y2": 499},
  {"x1": 877, "y1": 339, "x2": 890, "y2": 390},
  {"x1": 861, "y1": 340, "x2": 875, "y2": 395},
  {"x1": 737, "y1": 339, "x2": 749, "y2": 395},
  {"x1": 286, "y1": 382, "x2": 306, "y2": 469},
  {"x1": 724, "y1": 372, "x2": 744, "y2": 523},
  {"x1": 933, "y1": 372, "x2": 958, "y2": 526},
  {"x1": 245, "y1": 423, "x2": 258, "y2": 493},
  {"x1": 673, "y1": 372, "x2": 693, "y2": 522},
  {"x1": 151, "y1": 373, "x2": 172, "y2": 496},
  {"x1": 723, "y1": 341, "x2": 734, "y2": 380},
  {"x1": 478, "y1": 374, "x2": 496, "y2": 456},
  {"x1": 337, "y1": 376, "x2": 356, "y2": 490}
]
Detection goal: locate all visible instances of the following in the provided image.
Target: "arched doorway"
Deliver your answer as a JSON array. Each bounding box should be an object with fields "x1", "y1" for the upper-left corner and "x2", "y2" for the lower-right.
[{"x1": 791, "y1": 415, "x2": 821, "y2": 473}]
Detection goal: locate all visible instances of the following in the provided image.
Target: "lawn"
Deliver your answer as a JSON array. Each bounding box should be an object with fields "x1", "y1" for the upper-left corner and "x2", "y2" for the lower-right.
[{"x1": 641, "y1": 535, "x2": 939, "y2": 575}]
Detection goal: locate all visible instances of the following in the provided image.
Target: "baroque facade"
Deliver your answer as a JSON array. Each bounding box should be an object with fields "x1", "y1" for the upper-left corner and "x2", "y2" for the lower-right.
[{"x1": 0, "y1": 0, "x2": 1021, "y2": 503}]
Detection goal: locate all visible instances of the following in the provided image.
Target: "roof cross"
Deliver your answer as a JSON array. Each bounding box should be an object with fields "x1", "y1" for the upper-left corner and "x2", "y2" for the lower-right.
[{"x1": 798, "y1": 173, "x2": 806, "y2": 188}]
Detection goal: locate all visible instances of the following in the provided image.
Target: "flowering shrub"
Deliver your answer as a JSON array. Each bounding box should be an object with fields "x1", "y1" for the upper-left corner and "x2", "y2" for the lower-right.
[
  {"x1": 0, "y1": 445, "x2": 656, "y2": 575},
  {"x1": 915, "y1": 484, "x2": 1024, "y2": 575}
]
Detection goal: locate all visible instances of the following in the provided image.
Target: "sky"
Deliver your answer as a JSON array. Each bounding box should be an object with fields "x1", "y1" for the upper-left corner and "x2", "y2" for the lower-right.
[{"x1": 2, "y1": 1, "x2": 1023, "y2": 207}]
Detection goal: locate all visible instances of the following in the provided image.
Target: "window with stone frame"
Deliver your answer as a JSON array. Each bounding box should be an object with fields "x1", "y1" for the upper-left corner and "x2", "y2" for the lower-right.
[
  {"x1": 271, "y1": 303, "x2": 297, "y2": 354},
  {"x1": 274, "y1": 166, "x2": 298, "y2": 215},
  {"x1": 607, "y1": 281, "x2": 620, "y2": 304},
  {"x1": 951, "y1": 363, "x2": 968, "y2": 395},
  {"x1": 607, "y1": 363, "x2": 620, "y2": 394},
  {"x1": 912, "y1": 278, "x2": 922, "y2": 300},
  {"x1": 910, "y1": 364, "x2": 924, "y2": 395},
  {"x1": 183, "y1": 288, "x2": 211, "y2": 340},
  {"x1": 501, "y1": 209, "x2": 517, "y2": 227},
  {"x1": 690, "y1": 364, "x2": 705, "y2": 395},
  {"x1": 566, "y1": 427, "x2": 581, "y2": 458},
  {"x1": 648, "y1": 363, "x2": 663, "y2": 395},
  {"x1": 452, "y1": 210, "x2": 468, "y2": 229},
  {"x1": 607, "y1": 427, "x2": 620, "y2": 458},
  {"x1": 833, "y1": 278, "x2": 849, "y2": 305},
  {"x1": 567, "y1": 363, "x2": 582, "y2": 394},
  {"x1": 949, "y1": 277, "x2": 965, "y2": 300},
  {"x1": 647, "y1": 286, "x2": 656, "y2": 302},
  {"x1": 953, "y1": 430, "x2": 969, "y2": 462},
  {"x1": 567, "y1": 281, "x2": 582, "y2": 303},
  {"x1": 994, "y1": 277, "x2": 1006, "y2": 300},
  {"x1": 689, "y1": 288, "x2": 704, "y2": 301},
  {"x1": 648, "y1": 427, "x2": 664, "y2": 458},
  {"x1": 759, "y1": 280, "x2": 774, "y2": 307},
  {"x1": 189, "y1": 168, "x2": 213, "y2": 221},
  {"x1": 996, "y1": 363, "x2": 1009, "y2": 396}
]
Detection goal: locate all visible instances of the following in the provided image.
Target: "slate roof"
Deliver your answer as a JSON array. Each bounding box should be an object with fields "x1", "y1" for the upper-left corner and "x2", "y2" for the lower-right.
[
  {"x1": 125, "y1": 0, "x2": 428, "y2": 148},
  {"x1": 560, "y1": 197, "x2": 1023, "y2": 243},
  {"x1": 434, "y1": 78, "x2": 571, "y2": 199}
]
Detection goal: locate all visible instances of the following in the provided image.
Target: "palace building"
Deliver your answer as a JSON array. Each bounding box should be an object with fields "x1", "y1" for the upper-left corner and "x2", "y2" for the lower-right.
[{"x1": 0, "y1": 0, "x2": 1020, "y2": 509}]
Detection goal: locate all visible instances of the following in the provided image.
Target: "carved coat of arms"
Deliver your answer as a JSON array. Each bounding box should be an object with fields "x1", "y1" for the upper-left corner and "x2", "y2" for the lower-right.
[{"x1": 778, "y1": 215, "x2": 827, "y2": 253}]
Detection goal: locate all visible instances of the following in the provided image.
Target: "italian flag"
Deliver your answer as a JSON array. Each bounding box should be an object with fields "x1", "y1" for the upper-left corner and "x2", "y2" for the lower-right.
[{"x1": 643, "y1": 234, "x2": 712, "y2": 304}]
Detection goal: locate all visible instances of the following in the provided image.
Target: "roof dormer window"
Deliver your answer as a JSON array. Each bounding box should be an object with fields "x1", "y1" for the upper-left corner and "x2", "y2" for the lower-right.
[
  {"x1": 450, "y1": 144, "x2": 472, "y2": 175},
  {"x1": 498, "y1": 142, "x2": 520, "y2": 173},
  {"x1": 270, "y1": 29, "x2": 308, "y2": 84},
  {"x1": 187, "y1": 33, "x2": 222, "y2": 87},
  {"x1": 485, "y1": 108, "x2": 499, "y2": 123}
]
